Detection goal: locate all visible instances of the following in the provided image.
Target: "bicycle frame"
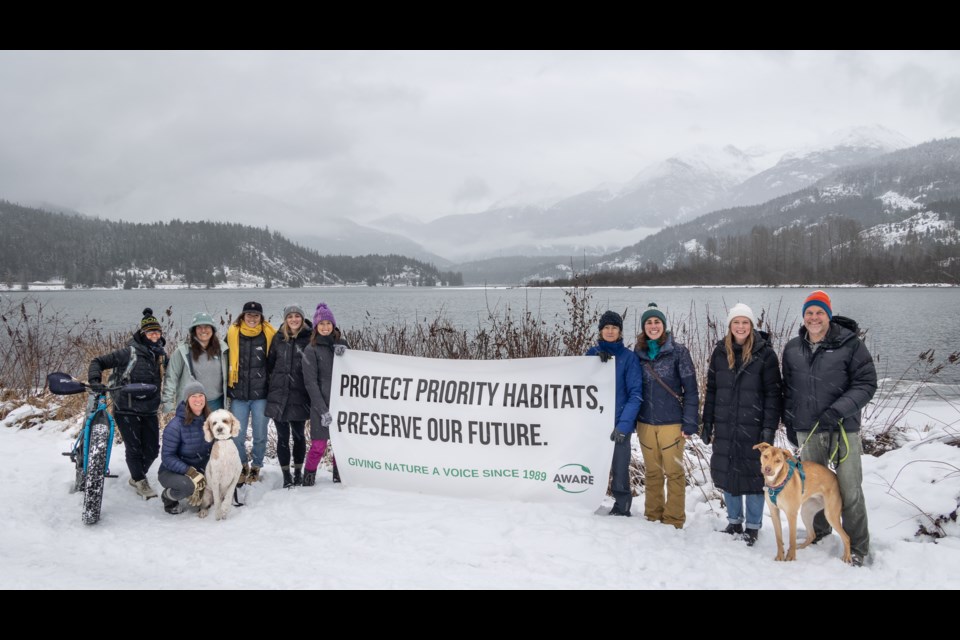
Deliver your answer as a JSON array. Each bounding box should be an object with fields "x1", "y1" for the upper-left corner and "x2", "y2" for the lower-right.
[{"x1": 71, "y1": 392, "x2": 117, "y2": 476}]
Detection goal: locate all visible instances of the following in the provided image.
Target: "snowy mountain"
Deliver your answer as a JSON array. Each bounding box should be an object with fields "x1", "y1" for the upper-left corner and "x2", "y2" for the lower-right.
[
  {"x1": 377, "y1": 129, "x2": 913, "y2": 263},
  {"x1": 719, "y1": 126, "x2": 913, "y2": 209},
  {"x1": 582, "y1": 138, "x2": 960, "y2": 285}
]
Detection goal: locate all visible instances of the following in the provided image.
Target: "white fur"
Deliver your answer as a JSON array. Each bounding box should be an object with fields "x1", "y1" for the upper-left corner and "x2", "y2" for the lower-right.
[{"x1": 199, "y1": 409, "x2": 243, "y2": 521}]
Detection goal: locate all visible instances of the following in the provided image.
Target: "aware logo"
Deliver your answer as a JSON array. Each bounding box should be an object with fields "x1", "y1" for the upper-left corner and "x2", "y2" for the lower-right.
[{"x1": 554, "y1": 463, "x2": 595, "y2": 494}]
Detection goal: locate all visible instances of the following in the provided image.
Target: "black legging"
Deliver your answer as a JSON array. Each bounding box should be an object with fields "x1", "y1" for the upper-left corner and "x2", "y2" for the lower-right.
[
  {"x1": 114, "y1": 413, "x2": 160, "y2": 481},
  {"x1": 274, "y1": 421, "x2": 306, "y2": 467}
]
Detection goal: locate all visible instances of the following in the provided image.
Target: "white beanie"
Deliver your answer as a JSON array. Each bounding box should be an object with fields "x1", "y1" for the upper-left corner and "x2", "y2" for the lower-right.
[{"x1": 726, "y1": 303, "x2": 757, "y2": 327}]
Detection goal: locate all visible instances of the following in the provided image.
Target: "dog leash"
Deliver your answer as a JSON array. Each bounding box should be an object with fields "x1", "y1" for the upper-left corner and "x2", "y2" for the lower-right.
[
  {"x1": 797, "y1": 419, "x2": 849, "y2": 466},
  {"x1": 767, "y1": 459, "x2": 806, "y2": 505}
]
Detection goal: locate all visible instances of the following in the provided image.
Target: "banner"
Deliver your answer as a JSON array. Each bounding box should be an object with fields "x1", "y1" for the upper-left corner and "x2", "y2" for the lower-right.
[{"x1": 329, "y1": 350, "x2": 616, "y2": 507}]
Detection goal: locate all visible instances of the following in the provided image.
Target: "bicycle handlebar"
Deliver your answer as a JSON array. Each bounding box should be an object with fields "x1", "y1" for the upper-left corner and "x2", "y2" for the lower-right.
[{"x1": 47, "y1": 372, "x2": 157, "y2": 396}]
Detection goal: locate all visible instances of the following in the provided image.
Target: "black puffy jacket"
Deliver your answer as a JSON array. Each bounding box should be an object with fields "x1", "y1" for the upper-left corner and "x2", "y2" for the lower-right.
[
  {"x1": 782, "y1": 316, "x2": 877, "y2": 441},
  {"x1": 228, "y1": 331, "x2": 269, "y2": 401},
  {"x1": 702, "y1": 331, "x2": 783, "y2": 495},
  {"x1": 265, "y1": 323, "x2": 313, "y2": 421},
  {"x1": 88, "y1": 332, "x2": 167, "y2": 415}
]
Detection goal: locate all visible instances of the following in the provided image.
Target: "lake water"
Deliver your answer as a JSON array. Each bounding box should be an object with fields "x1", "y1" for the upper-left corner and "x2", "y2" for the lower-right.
[{"x1": 4, "y1": 286, "x2": 960, "y2": 386}]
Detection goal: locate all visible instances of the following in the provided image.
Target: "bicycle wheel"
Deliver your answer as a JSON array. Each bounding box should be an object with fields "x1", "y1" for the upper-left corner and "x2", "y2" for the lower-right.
[{"x1": 82, "y1": 414, "x2": 110, "y2": 525}]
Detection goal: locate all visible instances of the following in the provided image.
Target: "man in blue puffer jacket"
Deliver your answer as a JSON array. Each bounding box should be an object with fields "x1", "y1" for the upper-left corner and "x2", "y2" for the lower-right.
[{"x1": 586, "y1": 310, "x2": 643, "y2": 516}]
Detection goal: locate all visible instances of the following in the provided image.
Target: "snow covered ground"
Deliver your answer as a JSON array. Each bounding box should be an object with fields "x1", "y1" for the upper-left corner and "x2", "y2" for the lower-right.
[{"x1": 1, "y1": 401, "x2": 958, "y2": 589}]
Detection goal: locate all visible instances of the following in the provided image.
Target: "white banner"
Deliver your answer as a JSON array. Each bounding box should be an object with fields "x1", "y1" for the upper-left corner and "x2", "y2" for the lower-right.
[{"x1": 328, "y1": 350, "x2": 616, "y2": 507}]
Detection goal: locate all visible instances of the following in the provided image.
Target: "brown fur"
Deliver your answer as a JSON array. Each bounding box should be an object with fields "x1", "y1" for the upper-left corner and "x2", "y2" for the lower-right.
[{"x1": 753, "y1": 443, "x2": 851, "y2": 563}]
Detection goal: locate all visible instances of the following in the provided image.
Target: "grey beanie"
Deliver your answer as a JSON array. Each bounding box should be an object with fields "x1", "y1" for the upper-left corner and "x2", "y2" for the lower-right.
[
  {"x1": 283, "y1": 304, "x2": 306, "y2": 320},
  {"x1": 182, "y1": 380, "x2": 207, "y2": 401}
]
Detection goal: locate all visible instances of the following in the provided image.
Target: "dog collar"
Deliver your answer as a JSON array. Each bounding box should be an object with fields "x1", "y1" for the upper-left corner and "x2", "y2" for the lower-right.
[{"x1": 767, "y1": 459, "x2": 805, "y2": 506}]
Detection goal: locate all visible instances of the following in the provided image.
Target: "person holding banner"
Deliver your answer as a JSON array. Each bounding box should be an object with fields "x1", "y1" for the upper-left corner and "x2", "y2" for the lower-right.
[
  {"x1": 586, "y1": 311, "x2": 643, "y2": 516},
  {"x1": 634, "y1": 303, "x2": 700, "y2": 528},
  {"x1": 302, "y1": 302, "x2": 349, "y2": 487}
]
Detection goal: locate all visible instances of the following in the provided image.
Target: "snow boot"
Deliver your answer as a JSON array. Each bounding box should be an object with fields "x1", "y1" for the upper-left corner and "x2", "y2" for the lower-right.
[
  {"x1": 130, "y1": 477, "x2": 158, "y2": 500},
  {"x1": 293, "y1": 466, "x2": 303, "y2": 486},
  {"x1": 743, "y1": 528, "x2": 759, "y2": 546},
  {"x1": 722, "y1": 523, "x2": 743, "y2": 535},
  {"x1": 247, "y1": 466, "x2": 262, "y2": 483},
  {"x1": 302, "y1": 470, "x2": 316, "y2": 487},
  {"x1": 161, "y1": 489, "x2": 182, "y2": 515},
  {"x1": 282, "y1": 467, "x2": 294, "y2": 489}
]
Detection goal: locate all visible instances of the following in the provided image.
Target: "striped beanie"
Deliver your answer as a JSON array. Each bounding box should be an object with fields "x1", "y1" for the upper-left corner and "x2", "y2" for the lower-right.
[
  {"x1": 802, "y1": 290, "x2": 833, "y2": 319},
  {"x1": 140, "y1": 308, "x2": 162, "y2": 334}
]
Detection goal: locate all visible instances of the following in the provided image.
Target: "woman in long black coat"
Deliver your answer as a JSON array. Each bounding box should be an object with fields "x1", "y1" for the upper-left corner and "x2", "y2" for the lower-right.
[{"x1": 701, "y1": 303, "x2": 783, "y2": 546}]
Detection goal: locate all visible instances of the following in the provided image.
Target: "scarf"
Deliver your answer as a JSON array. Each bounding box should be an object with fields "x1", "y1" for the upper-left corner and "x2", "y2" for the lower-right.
[{"x1": 227, "y1": 321, "x2": 277, "y2": 387}]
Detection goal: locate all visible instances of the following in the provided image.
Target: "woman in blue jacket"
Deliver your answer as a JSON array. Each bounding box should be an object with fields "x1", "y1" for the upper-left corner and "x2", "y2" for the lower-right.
[
  {"x1": 586, "y1": 311, "x2": 643, "y2": 516},
  {"x1": 158, "y1": 381, "x2": 212, "y2": 515},
  {"x1": 633, "y1": 303, "x2": 700, "y2": 528}
]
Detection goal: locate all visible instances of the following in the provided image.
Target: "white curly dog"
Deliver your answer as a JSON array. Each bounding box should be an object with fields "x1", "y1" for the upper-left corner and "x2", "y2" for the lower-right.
[{"x1": 200, "y1": 409, "x2": 243, "y2": 521}]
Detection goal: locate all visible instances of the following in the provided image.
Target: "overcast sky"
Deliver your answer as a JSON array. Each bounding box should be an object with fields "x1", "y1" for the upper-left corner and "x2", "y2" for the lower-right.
[{"x1": 1, "y1": 51, "x2": 958, "y2": 227}]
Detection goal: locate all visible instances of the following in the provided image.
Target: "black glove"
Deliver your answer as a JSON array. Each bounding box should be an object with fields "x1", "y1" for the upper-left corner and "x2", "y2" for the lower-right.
[
  {"x1": 610, "y1": 429, "x2": 627, "y2": 444},
  {"x1": 598, "y1": 351, "x2": 612, "y2": 363},
  {"x1": 334, "y1": 344, "x2": 348, "y2": 357},
  {"x1": 761, "y1": 428, "x2": 775, "y2": 445},
  {"x1": 700, "y1": 423, "x2": 713, "y2": 445},
  {"x1": 818, "y1": 407, "x2": 843, "y2": 429},
  {"x1": 88, "y1": 380, "x2": 107, "y2": 394}
]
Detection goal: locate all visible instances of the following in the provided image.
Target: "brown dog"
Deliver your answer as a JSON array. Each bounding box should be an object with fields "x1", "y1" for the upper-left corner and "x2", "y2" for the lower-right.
[{"x1": 753, "y1": 443, "x2": 851, "y2": 563}]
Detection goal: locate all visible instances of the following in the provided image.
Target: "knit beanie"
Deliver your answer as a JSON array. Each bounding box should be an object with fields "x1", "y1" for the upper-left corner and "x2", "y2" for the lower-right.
[
  {"x1": 140, "y1": 308, "x2": 162, "y2": 334},
  {"x1": 802, "y1": 290, "x2": 833, "y2": 319},
  {"x1": 726, "y1": 303, "x2": 757, "y2": 327},
  {"x1": 313, "y1": 303, "x2": 336, "y2": 327},
  {"x1": 598, "y1": 310, "x2": 623, "y2": 333},
  {"x1": 283, "y1": 304, "x2": 306, "y2": 320},
  {"x1": 641, "y1": 302, "x2": 667, "y2": 328},
  {"x1": 182, "y1": 380, "x2": 206, "y2": 400}
]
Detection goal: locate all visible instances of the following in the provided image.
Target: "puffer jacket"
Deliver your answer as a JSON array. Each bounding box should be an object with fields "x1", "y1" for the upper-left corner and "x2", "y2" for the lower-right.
[
  {"x1": 702, "y1": 331, "x2": 783, "y2": 495},
  {"x1": 634, "y1": 334, "x2": 700, "y2": 434},
  {"x1": 88, "y1": 331, "x2": 167, "y2": 415},
  {"x1": 781, "y1": 316, "x2": 877, "y2": 441},
  {"x1": 302, "y1": 333, "x2": 349, "y2": 440},
  {"x1": 159, "y1": 401, "x2": 212, "y2": 475},
  {"x1": 585, "y1": 339, "x2": 643, "y2": 434},
  {"x1": 265, "y1": 322, "x2": 313, "y2": 421},
  {"x1": 228, "y1": 331, "x2": 269, "y2": 401}
]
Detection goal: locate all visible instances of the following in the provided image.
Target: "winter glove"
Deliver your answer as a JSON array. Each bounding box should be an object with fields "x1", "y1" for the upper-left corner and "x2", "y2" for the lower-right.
[
  {"x1": 321, "y1": 412, "x2": 333, "y2": 428},
  {"x1": 761, "y1": 428, "x2": 775, "y2": 445},
  {"x1": 610, "y1": 429, "x2": 627, "y2": 444},
  {"x1": 700, "y1": 423, "x2": 713, "y2": 445},
  {"x1": 88, "y1": 380, "x2": 107, "y2": 394},
  {"x1": 598, "y1": 351, "x2": 612, "y2": 363},
  {"x1": 334, "y1": 344, "x2": 347, "y2": 357},
  {"x1": 817, "y1": 407, "x2": 843, "y2": 430},
  {"x1": 185, "y1": 467, "x2": 206, "y2": 507}
]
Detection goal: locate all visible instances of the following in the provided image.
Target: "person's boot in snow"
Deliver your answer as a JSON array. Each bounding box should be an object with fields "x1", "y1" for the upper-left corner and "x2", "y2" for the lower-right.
[
  {"x1": 161, "y1": 489, "x2": 182, "y2": 515},
  {"x1": 247, "y1": 466, "x2": 262, "y2": 483},
  {"x1": 302, "y1": 470, "x2": 316, "y2": 487},
  {"x1": 282, "y1": 467, "x2": 294, "y2": 488},
  {"x1": 130, "y1": 477, "x2": 158, "y2": 499},
  {"x1": 293, "y1": 466, "x2": 303, "y2": 486}
]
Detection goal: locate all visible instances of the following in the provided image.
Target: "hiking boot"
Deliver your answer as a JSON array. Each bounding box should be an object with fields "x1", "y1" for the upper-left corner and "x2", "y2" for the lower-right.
[
  {"x1": 248, "y1": 466, "x2": 261, "y2": 483},
  {"x1": 302, "y1": 470, "x2": 316, "y2": 487},
  {"x1": 237, "y1": 464, "x2": 250, "y2": 486},
  {"x1": 331, "y1": 464, "x2": 341, "y2": 484},
  {"x1": 282, "y1": 468, "x2": 294, "y2": 489},
  {"x1": 293, "y1": 468, "x2": 303, "y2": 486},
  {"x1": 609, "y1": 505, "x2": 632, "y2": 517},
  {"x1": 743, "y1": 528, "x2": 759, "y2": 546},
  {"x1": 850, "y1": 553, "x2": 865, "y2": 567},
  {"x1": 722, "y1": 523, "x2": 743, "y2": 535},
  {"x1": 161, "y1": 489, "x2": 182, "y2": 515},
  {"x1": 130, "y1": 478, "x2": 158, "y2": 499}
]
